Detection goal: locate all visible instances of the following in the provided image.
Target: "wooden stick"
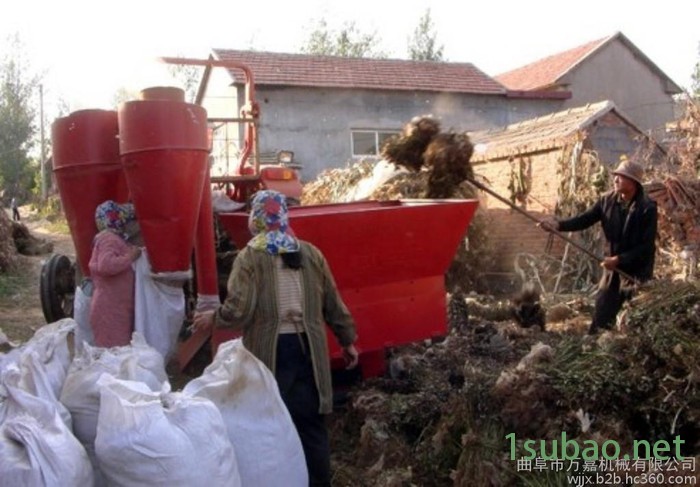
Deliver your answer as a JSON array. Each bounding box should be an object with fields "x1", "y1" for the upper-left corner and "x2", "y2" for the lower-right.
[{"x1": 465, "y1": 176, "x2": 639, "y2": 284}]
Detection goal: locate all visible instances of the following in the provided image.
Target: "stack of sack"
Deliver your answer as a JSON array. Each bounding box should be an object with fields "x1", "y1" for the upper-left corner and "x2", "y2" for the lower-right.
[{"x1": 0, "y1": 319, "x2": 308, "y2": 486}]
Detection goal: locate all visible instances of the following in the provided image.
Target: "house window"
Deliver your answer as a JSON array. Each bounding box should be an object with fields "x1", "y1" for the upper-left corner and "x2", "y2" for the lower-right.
[{"x1": 351, "y1": 130, "x2": 399, "y2": 157}]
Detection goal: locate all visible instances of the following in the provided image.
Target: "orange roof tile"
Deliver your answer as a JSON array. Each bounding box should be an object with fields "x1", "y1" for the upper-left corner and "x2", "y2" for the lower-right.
[
  {"x1": 212, "y1": 49, "x2": 507, "y2": 95},
  {"x1": 495, "y1": 36, "x2": 610, "y2": 91}
]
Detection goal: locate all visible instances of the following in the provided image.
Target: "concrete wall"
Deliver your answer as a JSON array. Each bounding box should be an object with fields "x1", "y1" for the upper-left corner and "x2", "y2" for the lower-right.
[
  {"x1": 201, "y1": 68, "x2": 239, "y2": 119},
  {"x1": 201, "y1": 69, "x2": 241, "y2": 178},
  {"x1": 219, "y1": 85, "x2": 562, "y2": 181},
  {"x1": 560, "y1": 39, "x2": 677, "y2": 139},
  {"x1": 589, "y1": 112, "x2": 651, "y2": 167}
]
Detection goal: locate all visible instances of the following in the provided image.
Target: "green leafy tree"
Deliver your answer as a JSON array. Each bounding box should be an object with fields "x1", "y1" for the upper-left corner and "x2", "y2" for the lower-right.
[
  {"x1": 301, "y1": 19, "x2": 386, "y2": 58},
  {"x1": 408, "y1": 9, "x2": 444, "y2": 61},
  {"x1": 0, "y1": 34, "x2": 38, "y2": 200}
]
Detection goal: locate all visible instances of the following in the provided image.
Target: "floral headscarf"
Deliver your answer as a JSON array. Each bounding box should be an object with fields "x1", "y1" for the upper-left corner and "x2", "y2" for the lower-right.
[
  {"x1": 247, "y1": 190, "x2": 300, "y2": 255},
  {"x1": 95, "y1": 200, "x2": 136, "y2": 239}
]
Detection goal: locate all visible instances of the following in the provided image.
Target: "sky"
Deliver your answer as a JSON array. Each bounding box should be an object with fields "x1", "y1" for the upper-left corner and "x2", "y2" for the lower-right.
[{"x1": 0, "y1": 0, "x2": 698, "y2": 117}]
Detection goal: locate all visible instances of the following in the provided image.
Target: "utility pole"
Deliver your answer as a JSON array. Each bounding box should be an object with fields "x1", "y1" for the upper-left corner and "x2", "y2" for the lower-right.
[{"x1": 40, "y1": 84, "x2": 47, "y2": 200}]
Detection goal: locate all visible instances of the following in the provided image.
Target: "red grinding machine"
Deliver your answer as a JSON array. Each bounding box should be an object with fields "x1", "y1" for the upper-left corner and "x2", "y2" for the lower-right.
[{"x1": 45, "y1": 58, "x2": 478, "y2": 378}]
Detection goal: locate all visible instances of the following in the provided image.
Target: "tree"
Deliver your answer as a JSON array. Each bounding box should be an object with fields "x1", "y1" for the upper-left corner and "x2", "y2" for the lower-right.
[
  {"x1": 0, "y1": 34, "x2": 38, "y2": 200},
  {"x1": 301, "y1": 19, "x2": 386, "y2": 58},
  {"x1": 111, "y1": 86, "x2": 140, "y2": 107},
  {"x1": 167, "y1": 60, "x2": 202, "y2": 103},
  {"x1": 407, "y1": 9, "x2": 444, "y2": 61}
]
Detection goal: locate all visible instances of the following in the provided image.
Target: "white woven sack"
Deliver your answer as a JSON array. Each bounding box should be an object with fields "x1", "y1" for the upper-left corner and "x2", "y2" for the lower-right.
[
  {"x1": 19, "y1": 318, "x2": 75, "y2": 399},
  {"x1": 0, "y1": 368, "x2": 93, "y2": 486},
  {"x1": 59, "y1": 333, "x2": 168, "y2": 486},
  {"x1": 95, "y1": 375, "x2": 240, "y2": 487},
  {"x1": 0, "y1": 319, "x2": 77, "y2": 429},
  {"x1": 133, "y1": 250, "x2": 185, "y2": 361},
  {"x1": 73, "y1": 283, "x2": 95, "y2": 351},
  {"x1": 184, "y1": 339, "x2": 308, "y2": 487}
]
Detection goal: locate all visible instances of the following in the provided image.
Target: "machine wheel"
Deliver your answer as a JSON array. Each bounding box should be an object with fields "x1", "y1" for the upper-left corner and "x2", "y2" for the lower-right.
[{"x1": 40, "y1": 254, "x2": 76, "y2": 323}]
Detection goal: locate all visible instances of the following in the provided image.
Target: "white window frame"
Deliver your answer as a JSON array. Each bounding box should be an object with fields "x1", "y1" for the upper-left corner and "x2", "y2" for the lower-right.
[{"x1": 351, "y1": 129, "x2": 400, "y2": 157}]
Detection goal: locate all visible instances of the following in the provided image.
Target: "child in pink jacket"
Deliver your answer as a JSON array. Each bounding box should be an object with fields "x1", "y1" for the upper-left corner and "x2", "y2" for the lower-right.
[{"x1": 89, "y1": 200, "x2": 141, "y2": 347}]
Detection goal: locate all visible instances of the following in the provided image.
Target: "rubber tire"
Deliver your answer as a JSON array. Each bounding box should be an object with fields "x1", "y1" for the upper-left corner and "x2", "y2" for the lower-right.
[{"x1": 40, "y1": 254, "x2": 76, "y2": 323}]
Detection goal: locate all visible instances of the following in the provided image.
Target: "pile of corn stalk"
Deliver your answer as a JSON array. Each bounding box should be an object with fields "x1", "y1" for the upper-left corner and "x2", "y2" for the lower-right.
[
  {"x1": 381, "y1": 115, "x2": 474, "y2": 199},
  {"x1": 639, "y1": 99, "x2": 700, "y2": 279},
  {"x1": 0, "y1": 208, "x2": 19, "y2": 272},
  {"x1": 301, "y1": 158, "x2": 495, "y2": 291},
  {"x1": 301, "y1": 160, "x2": 375, "y2": 205},
  {"x1": 538, "y1": 279, "x2": 699, "y2": 443},
  {"x1": 329, "y1": 274, "x2": 700, "y2": 486},
  {"x1": 646, "y1": 177, "x2": 700, "y2": 252}
]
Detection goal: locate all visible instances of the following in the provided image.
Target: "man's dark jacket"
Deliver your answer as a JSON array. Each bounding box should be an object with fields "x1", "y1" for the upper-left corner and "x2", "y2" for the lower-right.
[{"x1": 557, "y1": 189, "x2": 657, "y2": 281}]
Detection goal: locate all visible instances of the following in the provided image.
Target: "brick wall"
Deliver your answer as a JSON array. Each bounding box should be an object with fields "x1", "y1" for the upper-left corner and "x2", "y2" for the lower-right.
[
  {"x1": 470, "y1": 116, "x2": 659, "y2": 286},
  {"x1": 474, "y1": 149, "x2": 564, "y2": 273}
]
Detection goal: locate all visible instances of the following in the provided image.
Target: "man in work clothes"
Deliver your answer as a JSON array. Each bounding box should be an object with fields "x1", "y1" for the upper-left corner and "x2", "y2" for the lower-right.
[
  {"x1": 11, "y1": 197, "x2": 20, "y2": 221},
  {"x1": 540, "y1": 157, "x2": 657, "y2": 334}
]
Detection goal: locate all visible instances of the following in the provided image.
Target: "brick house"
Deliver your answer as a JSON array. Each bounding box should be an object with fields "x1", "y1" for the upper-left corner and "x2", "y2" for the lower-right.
[
  {"x1": 199, "y1": 33, "x2": 679, "y2": 181},
  {"x1": 496, "y1": 32, "x2": 682, "y2": 140},
  {"x1": 199, "y1": 49, "x2": 565, "y2": 180},
  {"x1": 469, "y1": 100, "x2": 665, "y2": 291}
]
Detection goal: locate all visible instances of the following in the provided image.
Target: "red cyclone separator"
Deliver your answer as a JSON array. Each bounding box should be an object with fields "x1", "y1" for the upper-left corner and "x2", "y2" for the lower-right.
[
  {"x1": 139, "y1": 86, "x2": 185, "y2": 102},
  {"x1": 51, "y1": 109, "x2": 128, "y2": 277},
  {"x1": 194, "y1": 170, "x2": 218, "y2": 296},
  {"x1": 118, "y1": 99, "x2": 209, "y2": 273},
  {"x1": 118, "y1": 100, "x2": 208, "y2": 155}
]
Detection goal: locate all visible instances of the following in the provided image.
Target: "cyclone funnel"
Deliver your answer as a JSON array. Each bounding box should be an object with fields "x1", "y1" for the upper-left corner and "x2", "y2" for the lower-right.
[
  {"x1": 118, "y1": 88, "x2": 209, "y2": 273},
  {"x1": 51, "y1": 109, "x2": 128, "y2": 277}
]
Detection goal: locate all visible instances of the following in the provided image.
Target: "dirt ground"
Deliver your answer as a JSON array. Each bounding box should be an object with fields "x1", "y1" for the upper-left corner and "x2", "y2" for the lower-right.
[
  {"x1": 0, "y1": 207, "x2": 75, "y2": 345},
  {"x1": 2, "y1": 208, "x2": 699, "y2": 485}
]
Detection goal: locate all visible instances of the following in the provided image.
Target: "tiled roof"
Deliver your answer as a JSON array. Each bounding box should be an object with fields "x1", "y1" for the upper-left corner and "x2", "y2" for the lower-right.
[
  {"x1": 495, "y1": 36, "x2": 609, "y2": 91},
  {"x1": 495, "y1": 32, "x2": 682, "y2": 94},
  {"x1": 212, "y1": 49, "x2": 507, "y2": 95},
  {"x1": 469, "y1": 100, "x2": 646, "y2": 161}
]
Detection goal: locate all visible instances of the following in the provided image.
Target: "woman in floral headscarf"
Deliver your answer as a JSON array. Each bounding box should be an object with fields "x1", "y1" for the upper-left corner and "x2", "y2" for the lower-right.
[
  {"x1": 89, "y1": 200, "x2": 142, "y2": 347},
  {"x1": 194, "y1": 190, "x2": 358, "y2": 487}
]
